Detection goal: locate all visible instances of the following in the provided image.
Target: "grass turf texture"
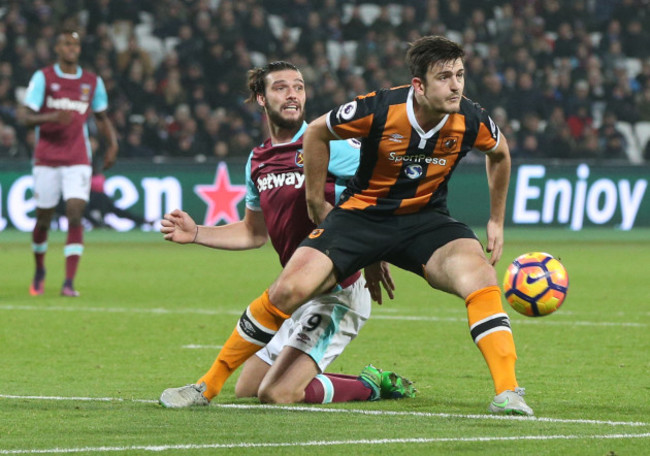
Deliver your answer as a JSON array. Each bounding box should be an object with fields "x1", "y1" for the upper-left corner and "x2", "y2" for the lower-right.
[{"x1": 1, "y1": 228, "x2": 648, "y2": 455}]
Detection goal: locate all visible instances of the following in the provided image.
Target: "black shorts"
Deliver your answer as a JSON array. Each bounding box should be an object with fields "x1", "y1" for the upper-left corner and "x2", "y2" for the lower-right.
[{"x1": 299, "y1": 207, "x2": 479, "y2": 280}]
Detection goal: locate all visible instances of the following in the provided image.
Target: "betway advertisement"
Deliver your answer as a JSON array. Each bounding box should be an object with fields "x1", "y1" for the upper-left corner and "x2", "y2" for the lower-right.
[{"x1": 0, "y1": 161, "x2": 648, "y2": 231}]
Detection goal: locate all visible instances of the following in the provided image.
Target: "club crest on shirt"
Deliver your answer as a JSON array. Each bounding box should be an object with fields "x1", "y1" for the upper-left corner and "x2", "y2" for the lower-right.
[
  {"x1": 295, "y1": 149, "x2": 304, "y2": 167},
  {"x1": 80, "y1": 84, "x2": 92, "y2": 102},
  {"x1": 442, "y1": 136, "x2": 459, "y2": 151},
  {"x1": 309, "y1": 228, "x2": 324, "y2": 239},
  {"x1": 51, "y1": 83, "x2": 61, "y2": 91}
]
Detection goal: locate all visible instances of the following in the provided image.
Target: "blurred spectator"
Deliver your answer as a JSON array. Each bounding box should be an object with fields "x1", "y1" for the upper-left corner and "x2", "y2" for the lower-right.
[
  {"x1": 117, "y1": 34, "x2": 154, "y2": 77},
  {"x1": 637, "y1": 86, "x2": 650, "y2": 122},
  {"x1": 244, "y1": 9, "x2": 278, "y2": 55},
  {"x1": 543, "y1": 106, "x2": 576, "y2": 160},
  {"x1": 598, "y1": 111, "x2": 628, "y2": 160},
  {"x1": 621, "y1": 19, "x2": 649, "y2": 59},
  {"x1": 508, "y1": 72, "x2": 544, "y2": 119},
  {"x1": 122, "y1": 122, "x2": 155, "y2": 158},
  {"x1": 575, "y1": 127, "x2": 603, "y2": 159},
  {"x1": 0, "y1": 124, "x2": 29, "y2": 159},
  {"x1": 567, "y1": 104, "x2": 594, "y2": 141},
  {"x1": 553, "y1": 22, "x2": 578, "y2": 59}
]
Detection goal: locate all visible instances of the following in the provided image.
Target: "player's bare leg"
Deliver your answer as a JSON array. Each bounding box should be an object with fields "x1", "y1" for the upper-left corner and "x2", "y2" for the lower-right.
[
  {"x1": 198, "y1": 247, "x2": 337, "y2": 398},
  {"x1": 160, "y1": 248, "x2": 337, "y2": 407},
  {"x1": 424, "y1": 238, "x2": 533, "y2": 415},
  {"x1": 234, "y1": 356, "x2": 271, "y2": 398},
  {"x1": 257, "y1": 347, "x2": 319, "y2": 403},
  {"x1": 30, "y1": 207, "x2": 55, "y2": 295}
]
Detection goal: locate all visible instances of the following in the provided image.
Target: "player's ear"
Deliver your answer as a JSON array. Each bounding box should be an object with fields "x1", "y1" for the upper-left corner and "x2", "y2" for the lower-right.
[
  {"x1": 412, "y1": 77, "x2": 425, "y2": 95},
  {"x1": 256, "y1": 93, "x2": 266, "y2": 108}
]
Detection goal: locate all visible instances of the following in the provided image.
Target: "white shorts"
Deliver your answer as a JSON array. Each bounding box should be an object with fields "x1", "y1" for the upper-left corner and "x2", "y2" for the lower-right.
[
  {"x1": 255, "y1": 275, "x2": 371, "y2": 372},
  {"x1": 33, "y1": 165, "x2": 92, "y2": 209}
]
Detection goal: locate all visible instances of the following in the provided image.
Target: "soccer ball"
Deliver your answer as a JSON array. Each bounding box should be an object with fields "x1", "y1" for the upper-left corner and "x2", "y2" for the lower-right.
[{"x1": 503, "y1": 252, "x2": 569, "y2": 317}]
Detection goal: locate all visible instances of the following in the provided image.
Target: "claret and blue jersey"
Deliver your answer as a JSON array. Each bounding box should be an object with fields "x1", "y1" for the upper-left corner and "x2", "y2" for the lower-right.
[
  {"x1": 245, "y1": 121, "x2": 360, "y2": 266},
  {"x1": 23, "y1": 63, "x2": 109, "y2": 167}
]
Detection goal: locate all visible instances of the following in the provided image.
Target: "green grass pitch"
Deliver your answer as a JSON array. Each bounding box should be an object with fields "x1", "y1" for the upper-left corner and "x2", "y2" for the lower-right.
[{"x1": 1, "y1": 228, "x2": 649, "y2": 455}]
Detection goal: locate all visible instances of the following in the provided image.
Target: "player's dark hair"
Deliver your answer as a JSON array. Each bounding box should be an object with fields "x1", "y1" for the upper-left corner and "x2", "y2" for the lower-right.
[
  {"x1": 58, "y1": 28, "x2": 81, "y2": 41},
  {"x1": 246, "y1": 61, "x2": 299, "y2": 103},
  {"x1": 406, "y1": 36, "x2": 465, "y2": 80}
]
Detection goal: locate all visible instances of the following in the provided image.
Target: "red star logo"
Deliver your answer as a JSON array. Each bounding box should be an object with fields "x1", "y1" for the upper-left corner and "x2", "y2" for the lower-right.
[{"x1": 194, "y1": 162, "x2": 247, "y2": 225}]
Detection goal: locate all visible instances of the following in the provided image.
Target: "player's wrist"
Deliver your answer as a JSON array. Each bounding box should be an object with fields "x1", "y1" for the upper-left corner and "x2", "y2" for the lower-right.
[{"x1": 192, "y1": 225, "x2": 199, "y2": 243}]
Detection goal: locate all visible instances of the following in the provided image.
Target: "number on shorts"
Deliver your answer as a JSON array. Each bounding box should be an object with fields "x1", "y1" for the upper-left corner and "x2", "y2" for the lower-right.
[{"x1": 304, "y1": 314, "x2": 322, "y2": 331}]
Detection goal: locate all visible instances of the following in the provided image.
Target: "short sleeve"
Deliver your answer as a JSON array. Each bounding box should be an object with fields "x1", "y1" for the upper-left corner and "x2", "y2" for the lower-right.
[{"x1": 22, "y1": 70, "x2": 46, "y2": 111}]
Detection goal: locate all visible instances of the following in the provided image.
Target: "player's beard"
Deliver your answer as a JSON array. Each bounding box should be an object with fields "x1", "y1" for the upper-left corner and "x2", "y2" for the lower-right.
[{"x1": 266, "y1": 106, "x2": 305, "y2": 130}]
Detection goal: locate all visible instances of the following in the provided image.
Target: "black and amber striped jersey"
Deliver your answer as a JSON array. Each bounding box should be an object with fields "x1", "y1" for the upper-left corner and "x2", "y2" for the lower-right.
[{"x1": 325, "y1": 85, "x2": 500, "y2": 215}]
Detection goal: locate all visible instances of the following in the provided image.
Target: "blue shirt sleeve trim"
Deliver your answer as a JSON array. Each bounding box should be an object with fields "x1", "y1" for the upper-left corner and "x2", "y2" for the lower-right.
[
  {"x1": 244, "y1": 152, "x2": 261, "y2": 210},
  {"x1": 92, "y1": 76, "x2": 109, "y2": 112},
  {"x1": 23, "y1": 70, "x2": 46, "y2": 111}
]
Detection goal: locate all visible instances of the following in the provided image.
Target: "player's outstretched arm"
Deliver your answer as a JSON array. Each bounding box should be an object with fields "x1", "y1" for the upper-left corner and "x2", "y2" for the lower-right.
[
  {"x1": 485, "y1": 135, "x2": 511, "y2": 266},
  {"x1": 161, "y1": 208, "x2": 269, "y2": 250}
]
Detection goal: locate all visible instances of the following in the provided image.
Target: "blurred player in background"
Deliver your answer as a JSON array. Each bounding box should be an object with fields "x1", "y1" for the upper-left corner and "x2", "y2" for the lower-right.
[
  {"x1": 23, "y1": 29, "x2": 118, "y2": 297},
  {"x1": 159, "y1": 61, "x2": 414, "y2": 407}
]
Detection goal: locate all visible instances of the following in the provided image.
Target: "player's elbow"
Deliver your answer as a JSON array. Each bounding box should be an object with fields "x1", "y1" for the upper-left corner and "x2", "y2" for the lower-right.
[{"x1": 250, "y1": 233, "x2": 269, "y2": 249}]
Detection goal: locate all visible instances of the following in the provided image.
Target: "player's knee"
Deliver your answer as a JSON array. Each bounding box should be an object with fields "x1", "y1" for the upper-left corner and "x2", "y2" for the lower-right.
[
  {"x1": 258, "y1": 384, "x2": 302, "y2": 404},
  {"x1": 268, "y1": 279, "x2": 310, "y2": 313},
  {"x1": 234, "y1": 381, "x2": 256, "y2": 399}
]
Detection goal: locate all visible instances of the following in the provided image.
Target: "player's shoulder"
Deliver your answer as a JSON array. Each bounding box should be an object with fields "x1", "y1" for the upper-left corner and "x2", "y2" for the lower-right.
[
  {"x1": 459, "y1": 95, "x2": 487, "y2": 116},
  {"x1": 252, "y1": 137, "x2": 274, "y2": 155},
  {"x1": 365, "y1": 84, "x2": 410, "y2": 104},
  {"x1": 81, "y1": 67, "x2": 99, "y2": 81},
  {"x1": 39, "y1": 65, "x2": 56, "y2": 77}
]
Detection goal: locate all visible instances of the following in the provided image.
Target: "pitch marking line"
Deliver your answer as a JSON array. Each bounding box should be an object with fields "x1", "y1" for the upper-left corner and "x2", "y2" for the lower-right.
[
  {"x1": 181, "y1": 344, "x2": 223, "y2": 349},
  {"x1": 0, "y1": 305, "x2": 645, "y2": 328},
  {"x1": 1, "y1": 433, "x2": 649, "y2": 454},
  {"x1": 1, "y1": 395, "x2": 647, "y2": 428}
]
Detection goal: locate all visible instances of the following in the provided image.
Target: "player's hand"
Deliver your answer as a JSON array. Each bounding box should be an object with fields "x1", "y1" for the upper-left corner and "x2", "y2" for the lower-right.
[
  {"x1": 161, "y1": 209, "x2": 197, "y2": 244},
  {"x1": 363, "y1": 261, "x2": 395, "y2": 305},
  {"x1": 485, "y1": 218, "x2": 504, "y2": 266},
  {"x1": 306, "y1": 200, "x2": 333, "y2": 225},
  {"x1": 54, "y1": 110, "x2": 73, "y2": 125}
]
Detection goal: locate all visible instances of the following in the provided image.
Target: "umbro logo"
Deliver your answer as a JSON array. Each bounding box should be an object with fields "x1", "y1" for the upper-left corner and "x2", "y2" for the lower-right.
[{"x1": 388, "y1": 133, "x2": 404, "y2": 143}]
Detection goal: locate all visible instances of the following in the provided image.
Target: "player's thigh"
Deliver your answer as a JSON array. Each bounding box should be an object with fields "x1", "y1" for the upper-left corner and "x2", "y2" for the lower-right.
[
  {"x1": 269, "y1": 246, "x2": 338, "y2": 313},
  {"x1": 32, "y1": 166, "x2": 63, "y2": 209},
  {"x1": 235, "y1": 356, "x2": 271, "y2": 398},
  {"x1": 61, "y1": 165, "x2": 92, "y2": 202},
  {"x1": 424, "y1": 237, "x2": 497, "y2": 299}
]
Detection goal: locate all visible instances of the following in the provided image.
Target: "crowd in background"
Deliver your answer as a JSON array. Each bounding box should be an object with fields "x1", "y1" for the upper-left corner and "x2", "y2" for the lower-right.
[{"x1": 0, "y1": 0, "x2": 649, "y2": 164}]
